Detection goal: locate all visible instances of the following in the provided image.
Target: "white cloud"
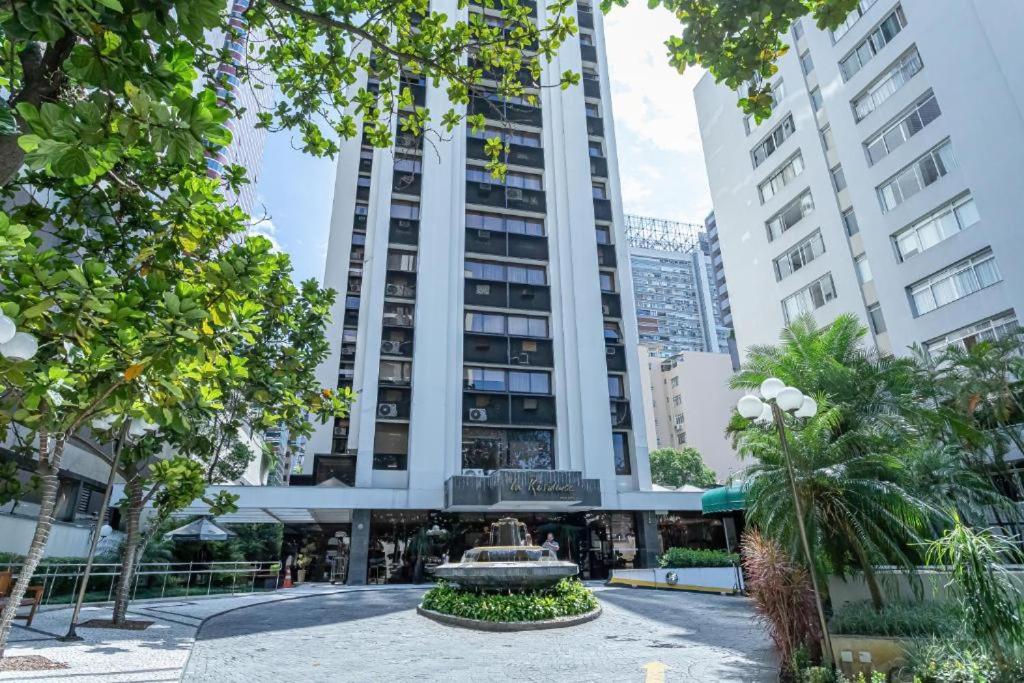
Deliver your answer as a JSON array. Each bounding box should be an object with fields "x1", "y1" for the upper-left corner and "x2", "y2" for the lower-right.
[
  {"x1": 603, "y1": 5, "x2": 712, "y2": 222},
  {"x1": 247, "y1": 212, "x2": 282, "y2": 252}
]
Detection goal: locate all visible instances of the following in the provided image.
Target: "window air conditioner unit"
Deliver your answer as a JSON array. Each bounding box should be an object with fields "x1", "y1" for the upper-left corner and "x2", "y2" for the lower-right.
[
  {"x1": 506, "y1": 188, "x2": 523, "y2": 201},
  {"x1": 381, "y1": 340, "x2": 402, "y2": 355},
  {"x1": 463, "y1": 468, "x2": 486, "y2": 477},
  {"x1": 605, "y1": 346, "x2": 616, "y2": 356},
  {"x1": 398, "y1": 219, "x2": 412, "y2": 228},
  {"x1": 385, "y1": 283, "x2": 403, "y2": 296},
  {"x1": 378, "y1": 403, "x2": 400, "y2": 418},
  {"x1": 477, "y1": 229, "x2": 491, "y2": 239},
  {"x1": 511, "y1": 353, "x2": 530, "y2": 365},
  {"x1": 335, "y1": 426, "x2": 349, "y2": 437},
  {"x1": 342, "y1": 345, "x2": 356, "y2": 356},
  {"x1": 479, "y1": 182, "x2": 492, "y2": 191},
  {"x1": 522, "y1": 398, "x2": 539, "y2": 411},
  {"x1": 468, "y1": 408, "x2": 488, "y2": 422}
]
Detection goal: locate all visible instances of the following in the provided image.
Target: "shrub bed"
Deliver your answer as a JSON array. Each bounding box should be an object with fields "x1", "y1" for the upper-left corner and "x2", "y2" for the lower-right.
[
  {"x1": 420, "y1": 579, "x2": 598, "y2": 623},
  {"x1": 829, "y1": 600, "x2": 963, "y2": 639},
  {"x1": 658, "y1": 547, "x2": 739, "y2": 568}
]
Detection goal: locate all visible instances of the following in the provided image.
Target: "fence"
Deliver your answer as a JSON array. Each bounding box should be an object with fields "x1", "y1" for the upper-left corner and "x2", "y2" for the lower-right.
[{"x1": 0, "y1": 560, "x2": 281, "y2": 607}]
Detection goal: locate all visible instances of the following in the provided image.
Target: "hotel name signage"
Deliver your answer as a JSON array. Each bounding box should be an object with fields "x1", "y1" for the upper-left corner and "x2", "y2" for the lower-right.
[{"x1": 445, "y1": 469, "x2": 601, "y2": 509}]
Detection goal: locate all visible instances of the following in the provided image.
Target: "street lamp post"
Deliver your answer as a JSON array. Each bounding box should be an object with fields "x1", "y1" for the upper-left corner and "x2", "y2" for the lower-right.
[{"x1": 737, "y1": 378, "x2": 833, "y2": 665}]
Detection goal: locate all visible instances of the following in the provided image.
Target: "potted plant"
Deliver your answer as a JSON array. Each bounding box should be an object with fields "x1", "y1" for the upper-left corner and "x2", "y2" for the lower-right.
[{"x1": 295, "y1": 541, "x2": 318, "y2": 583}]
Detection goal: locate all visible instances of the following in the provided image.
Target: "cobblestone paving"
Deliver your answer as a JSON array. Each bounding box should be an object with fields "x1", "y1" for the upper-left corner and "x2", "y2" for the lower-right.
[{"x1": 184, "y1": 586, "x2": 776, "y2": 683}]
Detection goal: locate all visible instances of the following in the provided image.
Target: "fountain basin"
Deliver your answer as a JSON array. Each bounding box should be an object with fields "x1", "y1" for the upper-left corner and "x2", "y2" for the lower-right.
[{"x1": 434, "y1": 558, "x2": 579, "y2": 591}]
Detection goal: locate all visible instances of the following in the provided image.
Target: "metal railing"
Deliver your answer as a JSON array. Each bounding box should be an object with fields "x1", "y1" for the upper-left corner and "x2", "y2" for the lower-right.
[{"x1": 0, "y1": 560, "x2": 281, "y2": 607}]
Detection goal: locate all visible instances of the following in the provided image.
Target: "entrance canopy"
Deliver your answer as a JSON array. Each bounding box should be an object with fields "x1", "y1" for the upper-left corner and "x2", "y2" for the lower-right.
[{"x1": 701, "y1": 483, "x2": 747, "y2": 515}]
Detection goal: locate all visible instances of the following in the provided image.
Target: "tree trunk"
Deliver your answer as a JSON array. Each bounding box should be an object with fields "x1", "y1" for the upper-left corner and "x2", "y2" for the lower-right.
[
  {"x1": 111, "y1": 475, "x2": 143, "y2": 624},
  {"x1": 842, "y1": 522, "x2": 884, "y2": 610},
  {"x1": 0, "y1": 434, "x2": 65, "y2": 658}
]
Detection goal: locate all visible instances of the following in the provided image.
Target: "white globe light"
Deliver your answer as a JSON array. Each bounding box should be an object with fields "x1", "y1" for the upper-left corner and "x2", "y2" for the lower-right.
[
  {"x1": 0, "y1": 332, "x2": 38, "y2": 361},
  {"x1": 776, "y1": 387, "x2": 805, "y2": 412},
  {"x1": 100, "y1": 524, "x2": 113, "y2": 538},
  {"x1": 755, "y1": 403, "x2": 774, "y2": 425},
  {"x1": 796, "y1": 396, "x2": 818, "y2": 418},
  {"x1": 0, "y1": 314, "x2": 15, "y2": 345},
  {"x1": 760, "y1": 377, "x2": 785, "y2": 400},
  {"x1": 737, "y1": 395, "x2": 764, "y2": 419}
]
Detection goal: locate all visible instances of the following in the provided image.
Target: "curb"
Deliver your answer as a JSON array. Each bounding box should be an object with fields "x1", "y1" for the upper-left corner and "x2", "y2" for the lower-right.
[{"x1": 416, "y1": 604, "x2": 602, "y2": 632}]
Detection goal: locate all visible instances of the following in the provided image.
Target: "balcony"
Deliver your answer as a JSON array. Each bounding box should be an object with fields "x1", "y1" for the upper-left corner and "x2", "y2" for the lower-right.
[
  {"x1": 465, "y1": 228, "x2": 549, "y2": 261},
  {"x1": 464, "y1": 280, "x2": 551, "y2": 312},
  {"x1": 586, "y1": 115, "x2": 603, "y2": 137},
  {"x1": 375, "y1": 398, "x2": 412, "y2": 421},
  {"x1": 593, "y1": 197, "x2": 612, "y2": 220},
  {"x1": 596, "y1": 243, "x2": 617, "y2": 267},
  {"x1": 589, "y1": 155, "x2": 608, "y2": 178},
  {"x1": 354, "y1": 214, "x2": 368, "y2": 230},
  {"x1": 356, "y1": 184, "x2": 370, "y2": 201},
  {"x1": 382, "y1": 312, "x2": 414, "y2": 328},
  {"x1": 580, "y1": 44, "x2": 598, "y2": 63},
  {"x1": 583, "y1": 78, "x2": 600, "y2": 99},
  {"x1": 392, "y1": 170, "x2": 421, "y2": 197},
  {"x1": 389, "y1": 217, "x2": 419, "y2": 246},
  {"x1": 383, "y1": 278, "x2": 416, "y2": 300},
  {"x1": 601, "y1": 292, "x2": 621, "y2": 318},
  {"x1": 380, "y1": 336, "x2": 413, "y2": 358},
  {"x1": 466, "y1": 181, "x2": 546, "y2": 213},
  {"x1": 343, "y1": 309, "x2": 360, "y2": 327},
  {"x1": 605, "y1": 343, "x2": 627, "y2": 372},
  {"x1": 467, "y1": 136, "x2": 544, "y2": 169},
  {"x1": 463, "y1": 392, "x2": 511, "y2": 424},
  {"x1": 610, "y1": 399, "x2": 632, "y2": 428},
  {"x1": 510, "y1": 395, "x2": 556, "y2": 426},
  {"x1": 359, "y1": 157, "x2": 373, "y2": 174},
  {"x1": 578, "y1": 9, "x2": 594, "y2": 29},
  {"x1": 469, "y1": 96, "x2": 543, "y2": 127}
]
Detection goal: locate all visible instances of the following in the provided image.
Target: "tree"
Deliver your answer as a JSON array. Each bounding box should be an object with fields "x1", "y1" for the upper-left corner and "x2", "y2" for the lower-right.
[{"x1": 648, "y1": 447, "x2": 716, "y2": 488}]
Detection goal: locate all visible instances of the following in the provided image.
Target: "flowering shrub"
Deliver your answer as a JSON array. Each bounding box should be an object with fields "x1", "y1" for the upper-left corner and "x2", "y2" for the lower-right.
[{"x1": 420, "y1": 579, "x2": 598, "y2": 622}]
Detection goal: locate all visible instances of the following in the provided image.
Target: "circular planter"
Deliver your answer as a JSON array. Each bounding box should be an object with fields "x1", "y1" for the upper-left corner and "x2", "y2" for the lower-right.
[{"x1": 416, "y1": 604, "x2": 602, "y2": 632}]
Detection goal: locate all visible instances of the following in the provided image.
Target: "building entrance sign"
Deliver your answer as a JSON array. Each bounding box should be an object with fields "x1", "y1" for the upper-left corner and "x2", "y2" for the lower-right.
[{"x1": 444, "y1": 470, "x2": 601, "y2": 510}]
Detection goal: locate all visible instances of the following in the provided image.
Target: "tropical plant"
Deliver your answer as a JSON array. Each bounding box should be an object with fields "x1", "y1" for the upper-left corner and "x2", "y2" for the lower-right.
[
  {"x1": 658, "y1": 547, "x2": 738, "y2": 568},
  {"x1": 742, "y1": 530, "x2": 821, "y2": 676},
  {"x1": 924, "y1": 515, "x2": 1024, "y2": 669},
  {"x1": 648, "y1": 447, "x2": 717, "y2": 488},
  {"x1": 420, "y1": 579, "x2": 597, "y2": 622},
  {"x1": 829, "y1": 600, "x2": 963, "y2": 640},
  {"x1": 903, "y1": 638, "x2": 1000, "y2": 683}
]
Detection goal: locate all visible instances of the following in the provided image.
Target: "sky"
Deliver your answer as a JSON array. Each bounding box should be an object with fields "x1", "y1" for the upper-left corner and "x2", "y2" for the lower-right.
[{"x1": 254, "y1": 5, "x2": 711, "y2": 285}]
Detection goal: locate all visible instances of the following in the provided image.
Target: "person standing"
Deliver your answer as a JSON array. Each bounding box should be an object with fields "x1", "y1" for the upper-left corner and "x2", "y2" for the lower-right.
[{"x1": 542, "y1": 533, "x2": 560, "y2": 557}]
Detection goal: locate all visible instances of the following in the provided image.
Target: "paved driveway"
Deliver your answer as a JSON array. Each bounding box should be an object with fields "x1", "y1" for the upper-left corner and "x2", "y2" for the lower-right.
[{"x1": 183, "y1": 586, "x2": 776, "y2": 682}]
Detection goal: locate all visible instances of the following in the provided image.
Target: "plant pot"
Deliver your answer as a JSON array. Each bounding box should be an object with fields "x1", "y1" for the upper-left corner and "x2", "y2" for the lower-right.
[{"x1": 297, "y1": 569, "x2": 307, "y2": 583}]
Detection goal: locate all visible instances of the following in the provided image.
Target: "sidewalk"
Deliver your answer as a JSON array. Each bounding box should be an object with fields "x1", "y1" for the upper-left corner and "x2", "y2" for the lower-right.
[{"x1": 1, "y1": 584, "x2": 408, "y2": 682}]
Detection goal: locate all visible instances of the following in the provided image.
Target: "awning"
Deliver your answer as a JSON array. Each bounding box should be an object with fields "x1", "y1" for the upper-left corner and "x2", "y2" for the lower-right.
[
  {"x1": 701, "y1": 483, "x2": 747, "y2": 515},
  {"x1": 163, "y1": 517, "x2": 237, "y2": 542}
]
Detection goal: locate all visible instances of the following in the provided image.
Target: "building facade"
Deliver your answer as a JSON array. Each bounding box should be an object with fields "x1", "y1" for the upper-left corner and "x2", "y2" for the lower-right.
[
  {"x1": 626, "y1": 215, "x2": 732, "y2": 359},
  {"x1": 174, "y1": 0, "x2": 724, "y2": 585},
  {"x1": 695, "y1": 0, "x2": 1024, "y2": 361}
]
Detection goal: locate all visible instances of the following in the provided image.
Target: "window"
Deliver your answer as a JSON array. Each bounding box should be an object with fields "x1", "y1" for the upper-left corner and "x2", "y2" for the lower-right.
[
  {"x1": 842, "y1": 208, "x2": 860, "y2": 236},
  {"x1": 599, "y1": 271, "x2": 615, "y2": 292},
  {"x1": 774, "y1": 231, "x2": 826, "y2": 281},
  {"x1": 839, "y1": 7, "x2": 907, "y2": 81},
  {"x1": 465, "y1": 311, "x2": 506, "y2": 334},
  {"x1": 759, "y1": 154, "x2": 805, "y2": 203},
  {"x1": 465, "y1": 259, "x2": 547, "y2": 284},
  {"x1": 820, "y1": 125, "x2": 835, "y2": 151},
  {"x1": 464, "y1": 367, "x2": 507, "y2": 391},
  {"x1": 792, "y1": 19, "x2": 804, "y2": 40},
  {"x1": 466, "y1": 210, "x2": 544, "y2": 236},
  {"x1": 925, "y1": 313, "x2": 1019, "y2": 358},
  {"x1": 607, "y1": 375, "x2": 625, "y2": 398},
  {"x1": 893, "y1": 194, "x2": 980, "y2": 262},
  {"x1": 852, "y1": 48, "x2": 923, "y2": 122},
  {"x1": 386, "y1": 251, "x2": 417, "y2": 272},
  {"x1": 766, "y1": 191, "x2": 815, "y2": 241},
  {"x1": 831, "y1": 0, "x2": 880, "y2": 42},
  {"x1": 374, "y1": 424, "x2": 409, "y2": 467},
  {"x1": 672, "y1": 394, "x2": 682, "y2": 406},
  {"x1": 855, "y1": 255, "x2": 873, "y2": 283},
  {"x1": 864, "y1": 93, "x2": 941, "y2": 165},
  {"x1": 588, "y1": 141, "x2": 603, "y2": 157},
  {"x1": 390, "y1": 200, "x2": 419, "y2": 220},
  {"x1": 591, "y1": 181, "x2": 607, "y2": 199},
  {"x1": 379, "y1": 360, "x2": 412, "y2": 384},
  {"x1": 595, "y1": 225, "x2": 612, "y2": 244},
  {"x1": 580, "y1": 31, "x2": 595, "y2": 46},
  {"x1": 507, "y1": 315, "x2": 549, "y2": 338},
  {"x1": 584, "y1": 102, "x2": 600, "y2": 118},
  {"x1": 866, "y1": 304, "x2": 887, "y2": 334},
  {"x1": 468, "y1": 125, "x2": 541, "y2": 148},
  {"x1": 810, "y1": 87, "x2": 823, "y2": 112},
  {"x1": 742, "y1": 81, "x2": 786, "y2": 134},
  {"x1": 357, "y1": 175, "x2": 371, "y2": 188},
  {"x1": 910, "y1": 250, "x2": 1001, "y2": 316},
  {"x1": 612, "y1": 432, "x2": 631, "y2": 475},
  {"x1": 670, "y1": 376, "x2": 679, "y2": 387},
  {"x1": 603, "y1": 322, "x2": 622, "y2": 342},
  {"x1": 394, "y1": 154, "x2": 422, "y2": 174},
  {"x1": 509, "y1": 370, "x2": 551, "y2": 394},
  {"x1": 467, "y1": 167, "x2": 543, "y2": 190},
  {"x1": 751, "y1": 115, "x2": 796, "y2": 168},
  {"x1": 782, "y1": 274, "x2": 838, "y2": 322},
  {"x1": 799, "y1": 51, "x2": 814, "y2": 75},
  {"x1": 462, "y1": 428, "x2": 554, "y2": 470},
  {"x1": 831, "y1": 165, "x2": 847, "y2": 192},
  {"x1": 355, "y1": 201, "x2": 369, "y2": 216},
  {"x1": 878, "y1": 140, "x2": 956, "y2": 212}
]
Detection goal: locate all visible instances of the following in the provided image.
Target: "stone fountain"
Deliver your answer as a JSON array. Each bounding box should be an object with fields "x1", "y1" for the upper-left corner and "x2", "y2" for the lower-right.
[{"x1": 433, "y1": 517, "x2": 579, "y2": 591}]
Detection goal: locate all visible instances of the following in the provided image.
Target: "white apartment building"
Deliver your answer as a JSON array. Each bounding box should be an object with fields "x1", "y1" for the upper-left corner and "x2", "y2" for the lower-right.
[
  {"x1": 172, "y1": 0, "x2": 720, "y2": 585},
  {"x1": 695, "y1": 0, "x2": 1024, "y2": 360}
]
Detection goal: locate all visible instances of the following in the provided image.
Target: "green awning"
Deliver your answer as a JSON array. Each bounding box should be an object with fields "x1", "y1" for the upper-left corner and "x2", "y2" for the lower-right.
[{"x1": 701, "y1": 483, "x2": 747, "y2": 515}]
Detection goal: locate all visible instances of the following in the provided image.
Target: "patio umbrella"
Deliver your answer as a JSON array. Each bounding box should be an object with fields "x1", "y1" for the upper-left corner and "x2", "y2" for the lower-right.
[{"x1": 163, "y1": 517, "x2": 237, "y2": 542}]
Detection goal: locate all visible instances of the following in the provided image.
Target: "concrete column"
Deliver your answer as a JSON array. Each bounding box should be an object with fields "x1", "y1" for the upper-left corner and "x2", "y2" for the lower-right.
[
  {"x1": 346, "y1": 509, "x2": 372, "y2": 586},
  {"x1": 633, "y1": 511, "x2": 662, "y2": 569}
]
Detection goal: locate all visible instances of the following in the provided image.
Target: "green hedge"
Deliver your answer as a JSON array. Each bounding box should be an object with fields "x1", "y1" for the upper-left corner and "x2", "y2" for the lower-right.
[
  {"x1": 829, "y1": 600, "x2": 964, "y2": 639},
  {"x1": 658, "y1": 547, "x2": 739, "y2": 568},
  {"x1": 420, "y1": 579, "x2": 598, "y2": 623}
]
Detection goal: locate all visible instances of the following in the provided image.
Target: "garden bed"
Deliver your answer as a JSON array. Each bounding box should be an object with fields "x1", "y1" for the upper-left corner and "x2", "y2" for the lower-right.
[{"x1": 418, "y1": 579, "x2": 600, "y2": 630}]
